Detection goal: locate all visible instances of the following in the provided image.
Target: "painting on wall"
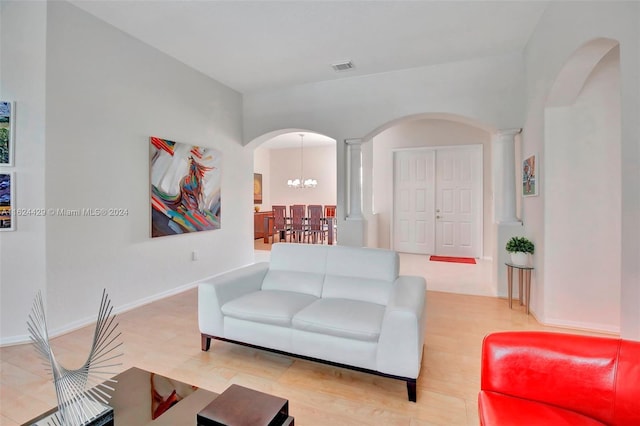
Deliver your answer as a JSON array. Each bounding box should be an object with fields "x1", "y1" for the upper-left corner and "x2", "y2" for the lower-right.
[
  {"x1": 0, "y1": 172, "x2": 15, "y2": 231},
  {"x1": 522, "y1": 154, "x2": 538, "y2": 197},
  {"x1": 0, "y1": 101, "x2": 15, "y2": 166},
  {"x1": 150, "y1": 136, "x2": 222, "y2": 238},
  {"x1": 253, "y1": 173, "x2": 262, "y2": 204}
]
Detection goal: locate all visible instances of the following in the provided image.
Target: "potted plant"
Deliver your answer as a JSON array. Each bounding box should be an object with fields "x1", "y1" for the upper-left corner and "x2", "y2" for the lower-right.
[{"x1": 506, "y1": 236, "x2": 534, "y2": 266}]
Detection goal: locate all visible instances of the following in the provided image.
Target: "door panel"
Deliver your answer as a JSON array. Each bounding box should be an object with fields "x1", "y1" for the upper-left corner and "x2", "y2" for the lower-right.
[
  {"x1": 435, "y1": 147, "x2": 482, "y2": 257},
  {"x1": 393, "y1": 150, "x2": 435, "y2": 254}
]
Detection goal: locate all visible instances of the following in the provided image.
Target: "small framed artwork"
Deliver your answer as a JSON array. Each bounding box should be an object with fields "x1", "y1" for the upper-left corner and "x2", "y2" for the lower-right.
[
  {"x1": 0, "y1": 101, "x2": 15, "y2": 166},
  {"x1": 253, "y1": 173, "x2": 262, "y2": 204},
  {"x1": 522, "y1": 154, "x2": 538, "y2": 197},
  {"x1": 0, "y1": 172, "x2": 15, "y2": 231}
]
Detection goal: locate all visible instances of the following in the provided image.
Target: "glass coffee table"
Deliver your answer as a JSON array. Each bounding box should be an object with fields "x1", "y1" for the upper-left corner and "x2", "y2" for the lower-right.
[{"x1": 24, "y1": 367, "x2": 217, "y2": 426}]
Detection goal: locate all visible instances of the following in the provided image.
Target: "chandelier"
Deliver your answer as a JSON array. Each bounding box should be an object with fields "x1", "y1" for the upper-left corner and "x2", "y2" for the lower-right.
[{"x1": 287, "y1": 134, "x2": 317, "y2": 188}]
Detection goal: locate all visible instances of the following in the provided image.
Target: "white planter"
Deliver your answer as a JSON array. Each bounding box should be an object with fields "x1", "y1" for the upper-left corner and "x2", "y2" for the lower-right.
[{"x1": 510, "y1": 252, "x2": 529, "y2": 266}]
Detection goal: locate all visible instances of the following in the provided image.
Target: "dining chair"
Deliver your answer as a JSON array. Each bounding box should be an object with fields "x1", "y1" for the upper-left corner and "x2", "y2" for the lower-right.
[
  {"x1": 324, "y1": 205, "x2": 336, "y2": 218},
  {"x1": 290, "y1": 204, "x2": 306, "y2": 243},
  {"x1": 289, "y1": 204, "x2": 306, "y2": 218},
  {"x1": 307, "y1": 205, "x2": 327, "y2": 244},
  {"x1": 324, "y1": 205, "x2": 337, "y2": 242},
  {"x1": 272, "y1": 205, "x2": 290, "y2": 243}
]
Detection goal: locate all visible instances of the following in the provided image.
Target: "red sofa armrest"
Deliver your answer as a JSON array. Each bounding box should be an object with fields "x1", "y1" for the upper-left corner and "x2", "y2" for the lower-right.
[
  {"x1": 612, "y1": 339, "x2": 640, "y2": 425},
  {"x1": 479, "y1": 331, "x2": 620, "y2": 424}
]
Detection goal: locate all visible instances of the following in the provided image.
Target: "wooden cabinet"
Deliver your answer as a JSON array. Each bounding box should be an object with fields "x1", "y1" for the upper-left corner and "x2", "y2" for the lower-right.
[{"x1": 254, "y1": 211, "x2": 274, "y2": 239}]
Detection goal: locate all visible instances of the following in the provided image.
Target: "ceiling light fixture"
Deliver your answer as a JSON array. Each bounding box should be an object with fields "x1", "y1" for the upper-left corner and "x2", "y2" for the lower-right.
[{"x1": 287, "y1": 134, "x2": 317, "y2": 189}]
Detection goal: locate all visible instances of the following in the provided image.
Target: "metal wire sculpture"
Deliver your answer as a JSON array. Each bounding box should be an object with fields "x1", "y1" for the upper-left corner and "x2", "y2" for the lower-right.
[{"x1": 28, "y1": 289, "x2": 123, "y2": 426}]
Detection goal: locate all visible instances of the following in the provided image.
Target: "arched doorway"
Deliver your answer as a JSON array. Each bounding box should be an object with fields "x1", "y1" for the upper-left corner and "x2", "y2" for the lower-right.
[
  {"x1": 248, "y1": 129, "x2": 337, "y2": 251},
  {"x1": 361, "y1": 113, "x2": 498, "y2": 296},
  {"x1": 362, "y1": 113, "x2": 495, "y2": 254}
]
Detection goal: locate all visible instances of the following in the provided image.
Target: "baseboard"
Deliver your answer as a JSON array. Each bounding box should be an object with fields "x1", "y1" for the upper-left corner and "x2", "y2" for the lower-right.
[
  {"x1": 0, "y1": 281, "x2": 201, "y2": 347},
  {"x1": 538, "y1": 316, "x2": 620, "y2": 336},
  {"x1": 0, "y1": 261, "x2": 265, "y2": 347}
]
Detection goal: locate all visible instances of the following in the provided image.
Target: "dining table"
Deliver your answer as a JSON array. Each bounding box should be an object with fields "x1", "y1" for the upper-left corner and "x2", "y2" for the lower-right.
[{"x1": 263, "y1": 216, "x2": 335, "y2": 245}]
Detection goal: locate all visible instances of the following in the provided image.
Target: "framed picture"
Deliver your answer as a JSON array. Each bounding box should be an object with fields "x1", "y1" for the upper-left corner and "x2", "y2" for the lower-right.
[
  {"x1": 0, "y1": 101, "x2": 15, "y2": 166},
  {"x1": 0, "y1": 172, "x2": 15, "y2": 231},
  {"x1": 150, "y1": 136, "x2": 222, "y2": 238},
  {"x1": 253, "y1": 173, "x2": 262, "y2": 204},
  {"x1": 522, "y1": 154, "x2": 538, "y2": 197}
]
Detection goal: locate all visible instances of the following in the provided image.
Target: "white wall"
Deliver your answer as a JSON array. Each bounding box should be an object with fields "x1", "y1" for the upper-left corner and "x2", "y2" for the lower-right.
[
  {"x1": 254, "y1": 144, "x2": 336, "y2": 212},
  {"x1": 370, "y1": 119, "x2": 493, "y2": 257},
  {"x1": 544, "y1": 47, "x2": 621, "y2": 332},
  {"x1": 1, "y1": 1, "x2": 254, "y2": 342},
  {"x1": 524, "y1": 2, "x2": 639, "y2": 337},
  {"x1": 0, "y1": 1, "x2": 48, "y2": 344},
  {"x1": 269, "y1": 145, "x2": 336, "y2": 209}
]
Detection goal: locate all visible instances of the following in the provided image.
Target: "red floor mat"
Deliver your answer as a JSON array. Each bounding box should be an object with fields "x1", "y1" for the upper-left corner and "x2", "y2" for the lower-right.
[{"x1": 429, "y1": 255, "x2": 476, "y2": 264}]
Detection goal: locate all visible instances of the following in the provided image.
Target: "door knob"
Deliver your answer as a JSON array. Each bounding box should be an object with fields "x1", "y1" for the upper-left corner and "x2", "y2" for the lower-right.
[{"x1": 436, "y1": 215, "x2": 441, "y2": 219}]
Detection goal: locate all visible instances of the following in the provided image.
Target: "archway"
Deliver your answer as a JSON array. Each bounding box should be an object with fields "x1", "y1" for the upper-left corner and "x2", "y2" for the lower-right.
[
  {"x1": 359, "y1": 113, "x2": 498, "y2": 296},
  {"x1": 543, "y1": 38, "x2": 621, "y2": 332},
  {"x1": 248, "y1": 129, "x2": 337, "y2": 250},
  {"x1": 361, "y1": 113, "x2": 495, "y2": 252}
]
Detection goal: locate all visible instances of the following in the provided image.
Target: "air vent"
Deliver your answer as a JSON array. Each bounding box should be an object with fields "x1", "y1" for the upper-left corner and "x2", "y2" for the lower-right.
[{"x1": 331, "y1": 61, "x2": 354, "y2": 72}]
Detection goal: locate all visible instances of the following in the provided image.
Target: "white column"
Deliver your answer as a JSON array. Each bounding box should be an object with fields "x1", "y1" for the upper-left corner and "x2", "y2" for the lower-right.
[
  {"x1": 492, "y1": 128, "x2": 521, "y2": 223},
  {"x1": 346, "y1": 138, "x2": 363, "y2": 219}
]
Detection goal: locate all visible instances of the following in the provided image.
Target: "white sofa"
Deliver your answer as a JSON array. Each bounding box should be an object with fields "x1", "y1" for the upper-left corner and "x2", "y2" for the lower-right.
[{"x1": 198, "y1": 243, "x2": 427, "y2": 401}]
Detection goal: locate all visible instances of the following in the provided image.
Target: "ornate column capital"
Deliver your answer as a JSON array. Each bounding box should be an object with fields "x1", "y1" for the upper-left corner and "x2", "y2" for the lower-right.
[{"x1": 495, "y1": 128, "x2": 522, "y2": 138}]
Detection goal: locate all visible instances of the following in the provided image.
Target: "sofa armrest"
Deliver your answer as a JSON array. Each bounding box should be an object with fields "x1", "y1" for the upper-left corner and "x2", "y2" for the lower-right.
[
  {"x1": 198, "y1": 262, "x2": 269, "y2": 337},
  {"x1": 613, "y1": 340, "x2": 640, "y2": 425},
  {"x1": 376, "y1": 275, "x2": 426, "y2": 378},
  {"x1": 480, "y1": 331, "x2": 621, "y2": 424}
]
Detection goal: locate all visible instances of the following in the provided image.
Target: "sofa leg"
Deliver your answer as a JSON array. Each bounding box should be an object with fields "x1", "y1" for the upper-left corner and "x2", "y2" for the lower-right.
[
  {"x1": 201, "y1": 334, "x2": 211, "y2": 351},
  {"x1": 407, "y1": 380, "x2": 417, "y2": 402}
]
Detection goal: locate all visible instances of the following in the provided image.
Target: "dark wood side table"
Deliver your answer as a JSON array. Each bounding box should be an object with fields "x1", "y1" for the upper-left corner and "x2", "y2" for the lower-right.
[
  {"x1": 197, "y1": 384, "x2": 293, "y2": 426},
  {"x1": 505, "y1": 263, "x2": 534, "y2": 314},
  {"x1": 254, "y1": 211, "x2": 274, "y2": 240}
]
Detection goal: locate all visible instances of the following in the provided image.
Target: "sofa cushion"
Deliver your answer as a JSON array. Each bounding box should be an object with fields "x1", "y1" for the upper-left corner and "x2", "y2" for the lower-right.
[
  {"x1": 325, "y1": 245, "x2": 398, "y2": 282},
  {"x1": 323, "y1": 275, "x2": 393, "y2": 306},
  {"x1": 292, "y1": 298, "x2": 385, "y2": 342},
  {"x1": 221, "y1": 290, "x2": 318, "y2": 327},
  {"x1": 269, "y1": 243, "x2": 328, "y2": 274},
  {"x1": 323, "y1": 246, "x2": 398, "y2": 305},
  {"x1": 478, "y1": 391, "x2": 607, "y2": 426},
  {"x1": 261, "y1": 270, "x2": 325, "y2": 297}
]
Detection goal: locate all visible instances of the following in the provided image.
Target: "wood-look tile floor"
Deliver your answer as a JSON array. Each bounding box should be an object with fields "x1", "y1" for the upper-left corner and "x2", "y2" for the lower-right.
[{"x1": 0, "y1": 255, "x2": 610, "y2": 426}]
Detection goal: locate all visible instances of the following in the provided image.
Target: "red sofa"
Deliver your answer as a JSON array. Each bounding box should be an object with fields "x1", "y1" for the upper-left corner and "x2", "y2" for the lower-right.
[{"x1": 478, "y1": 331, "x2": 640, "y2": 426}]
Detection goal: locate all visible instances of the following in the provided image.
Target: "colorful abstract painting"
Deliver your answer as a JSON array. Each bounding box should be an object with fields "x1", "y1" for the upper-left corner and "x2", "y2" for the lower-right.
[
  {"x1": 150, "y1": 136, "x2": 222, "y2": 237},
  {"x1": 0, "y1": 101, "x2": 14, "y2": 166},
  {"x1": 0, "y1": 172, "x2": 14, "y2": 231}
]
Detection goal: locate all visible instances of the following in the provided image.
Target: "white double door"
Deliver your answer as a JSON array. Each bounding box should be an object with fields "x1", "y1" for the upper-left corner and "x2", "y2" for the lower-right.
[{"x1": 393, "y1": 145, "x2": 482, "y2": 257}]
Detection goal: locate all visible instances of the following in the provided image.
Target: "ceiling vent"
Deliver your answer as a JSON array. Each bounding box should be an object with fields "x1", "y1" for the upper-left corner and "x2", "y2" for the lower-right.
[{"x1": 331, "y1": 61, "x2": 354, "y2": 72}]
